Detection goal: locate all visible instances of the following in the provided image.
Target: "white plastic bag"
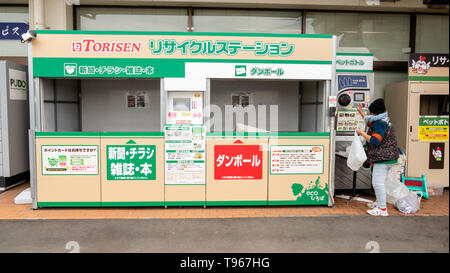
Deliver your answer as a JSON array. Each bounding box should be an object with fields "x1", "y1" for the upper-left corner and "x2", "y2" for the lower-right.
[
  {"x1": 347, "y1": 132, "x2": 367, "y2": 171},
  {"x1": 385, "y1": 164, "x2": 410, "y2": 204},
  {"x1": 395, "y1": 192, "x2": 422, "y2": 214}
]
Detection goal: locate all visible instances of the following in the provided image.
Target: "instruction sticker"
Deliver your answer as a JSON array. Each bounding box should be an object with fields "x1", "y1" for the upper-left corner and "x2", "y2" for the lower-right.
[
  {"x1": 270, "y1": 145, "x2": 324, "y2": 175},
  {"x1": 164, "y1": 124, "x2": 206, "y2": 185},
  {"x1": 419, "y1": 116, "x2": 449, "y2": 141},
  {"x1": 336, "y1": 110, "x2": 365, "y2": 132},
  {"x1": 42, "y1": 145, "x2": 98, "y2": 175}
]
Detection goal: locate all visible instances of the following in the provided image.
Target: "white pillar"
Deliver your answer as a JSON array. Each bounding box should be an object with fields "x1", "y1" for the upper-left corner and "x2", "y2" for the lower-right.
[{"x1": 33, "y1": 0, "x2": 46, "y2": 30}]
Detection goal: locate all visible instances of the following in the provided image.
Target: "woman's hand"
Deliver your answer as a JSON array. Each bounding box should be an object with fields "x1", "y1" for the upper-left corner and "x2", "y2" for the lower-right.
[
  {"x1": 356, "y1": 128, "x2": 371, "y2": 142},
  {"x1": 357, "y1": 103, "x2": 365, "y2": 118}
]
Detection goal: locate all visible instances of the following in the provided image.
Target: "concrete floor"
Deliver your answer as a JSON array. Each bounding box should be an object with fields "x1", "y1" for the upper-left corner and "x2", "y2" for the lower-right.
[{"x1": 0, "y1": 216, "x2": 448, "y2": 253}]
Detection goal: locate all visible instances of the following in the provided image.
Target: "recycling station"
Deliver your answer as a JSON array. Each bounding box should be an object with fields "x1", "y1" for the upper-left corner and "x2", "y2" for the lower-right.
[{"x1": 27, "y1": 30, "x2": 339, "y2": 208}]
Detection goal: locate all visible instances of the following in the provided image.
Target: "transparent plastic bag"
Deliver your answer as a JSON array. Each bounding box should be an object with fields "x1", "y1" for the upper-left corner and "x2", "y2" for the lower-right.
[
  {"x1": 347, "y1": 133, "x2": 367, "y2": 171},
  {"x1": 395, "y1": 192, "x2": 422, "y2": 214},
  {"x1": 385, "y1": 164, "x2": 410, "y2": 204}
]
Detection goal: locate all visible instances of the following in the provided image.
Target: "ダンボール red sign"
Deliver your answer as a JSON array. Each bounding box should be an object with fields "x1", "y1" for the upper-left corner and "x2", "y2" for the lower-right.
[{"x1": 214, "y1": 145, "x2": 263, "y2": 180}]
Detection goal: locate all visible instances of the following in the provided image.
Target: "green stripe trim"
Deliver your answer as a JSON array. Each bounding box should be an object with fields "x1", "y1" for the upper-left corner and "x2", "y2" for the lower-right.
[
  {"x1": 206, "y1": 201, "x2": 268, "y2": 206},
  {"x1": 37, "y1": 202, "x2": 101, "y2": 207},
  {"x1": 36, "y1": 132, "x2": 164, "y2": 136},
  {"x1": 166, "y1": 150, "x2": 204, "y2": 153},
  {"x1": 376, "y1": 159, "x2": 399, "y2": 164},
  {"x1": 34, "y1": 57, "x2": 331, "y2": 65},
  {"x1": 206, "y1": 132, "x2": 330, "y2": 137},
  {"x1": 36, "y1": 132, "x2": 329, "y2": 138},
  {"x1": 165, "y1": 201, "x2": 205, "y2": 206},
  {"x1": 336, "y1": 53, "x2": 374, "y2": 56},
  {"x1": 270, "y1": 132, "x2": 330, "y2": 137},
  {"x1": 268, "y1": 200, "x2": 328, "y2": 206},
  {"x1": 165, "y1": 184, "x2": 206, "y2": 185},
  {"x1": 101, "y1": 202, "x2": 164, "y2": 207},
  {"x1": 188, "y1": 59, "x2": 331, "y2": 64},
  {"x1": 206, "y1": 132, "x2": 271, "y2": 137},
  {"x1": 34, "y1": 30, "x2": 333, "y2": 38},
  {"x1": 408, "y1": 76, "x2": 449, "y2": 81},
  {"x1": 36, "y1": 132, "x2": 100, "y2": 136},
  {"x1": 100, "y1": 132, "x2": 164, "y2": 137},
  {"x1": 36, "y1": 137, "x2": 98, "y2": 139},
  {"x1": 336, "y1": 69, "x2": 373, "y2": 72},
  {"x1": 101, "y1": 137, "x2": 163, "y2": 139},
  {"x1": 206, "y1": 137, "x2": 329, "y2": 139}
]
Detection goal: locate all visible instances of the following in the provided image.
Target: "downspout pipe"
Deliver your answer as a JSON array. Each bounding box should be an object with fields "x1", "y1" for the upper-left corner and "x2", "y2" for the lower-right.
[{"x1": 33, "y1": 0, "x2": 46, "y2": 30}]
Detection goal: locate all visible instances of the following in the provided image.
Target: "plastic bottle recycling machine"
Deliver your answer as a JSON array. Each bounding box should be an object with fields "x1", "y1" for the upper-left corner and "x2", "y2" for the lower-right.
[{"x1": 334, "y1": 53, "x2": 375, "y2": 191}]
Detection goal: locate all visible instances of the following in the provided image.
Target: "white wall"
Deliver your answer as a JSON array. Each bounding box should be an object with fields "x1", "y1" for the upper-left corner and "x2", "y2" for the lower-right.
[
  {"x1": 210, "y1": 79, "x2": 299, "y2": 132},
  {"x1": 300, "y1": 81, "x2": 324, "y2": 132},
  {"x1": 43, "y1": 79, "x2": 80, "y2": 132},
  {"x1": 81, "y1": 79, "x2": 160, "y2": 132}
]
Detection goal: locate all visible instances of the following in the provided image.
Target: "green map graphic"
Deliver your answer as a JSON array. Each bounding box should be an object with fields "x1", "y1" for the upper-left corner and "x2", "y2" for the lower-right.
[{"x1": 291, "y1": 176, "x2": 328, "y2": 205}]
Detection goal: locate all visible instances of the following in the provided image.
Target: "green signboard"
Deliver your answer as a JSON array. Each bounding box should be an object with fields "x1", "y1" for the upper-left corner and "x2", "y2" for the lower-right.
[
  {"x1": 33, "y1": 58, "x2": 186, "y2": 78},
  {"x1": 419, "y1": 116, "x2": 449, "y2": 126},
  {"x1": 106, "y1": 145, "x2": 156, "y2": 180}
]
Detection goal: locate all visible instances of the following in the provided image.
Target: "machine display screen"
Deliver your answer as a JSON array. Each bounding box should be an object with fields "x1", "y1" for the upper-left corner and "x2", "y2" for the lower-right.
[
  {"x1": 173, "y1": 98, "x2": 191, "y2": 112},
  {"x1": 354, "y1": 93, "x2": 365, "y2": 102}
]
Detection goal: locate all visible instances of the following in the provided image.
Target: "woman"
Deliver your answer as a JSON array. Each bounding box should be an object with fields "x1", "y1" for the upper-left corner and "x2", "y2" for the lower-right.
[{"x1": 356, "y1": 98, "x2": 399, "y2": 216}]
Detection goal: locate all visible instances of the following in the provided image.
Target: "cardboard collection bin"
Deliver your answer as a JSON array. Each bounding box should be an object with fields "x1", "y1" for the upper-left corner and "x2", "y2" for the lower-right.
[{"x1": 206, "y1": 134, "x2": 269, "y2": 206}]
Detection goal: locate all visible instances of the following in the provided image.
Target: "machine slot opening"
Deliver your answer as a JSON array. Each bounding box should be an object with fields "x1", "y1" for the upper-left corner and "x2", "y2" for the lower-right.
[{"x1": 420, "y1": 94, "x2": 449, "y2": 116}]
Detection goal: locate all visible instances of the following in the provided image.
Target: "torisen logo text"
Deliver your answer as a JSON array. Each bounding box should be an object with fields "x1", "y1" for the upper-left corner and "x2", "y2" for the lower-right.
[{"x1": 72, "y1": 39, "x2": 142, "y2": 53}]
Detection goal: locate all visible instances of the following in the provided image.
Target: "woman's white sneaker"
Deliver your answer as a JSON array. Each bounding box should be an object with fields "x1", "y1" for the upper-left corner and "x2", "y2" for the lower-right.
[{"x1": 367, "y1": 207, "x2": 389, "y2": 216}]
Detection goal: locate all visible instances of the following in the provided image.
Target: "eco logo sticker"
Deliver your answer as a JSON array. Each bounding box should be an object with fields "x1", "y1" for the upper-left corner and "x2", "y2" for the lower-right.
[
  {"x1": 64, "y1": 63, "x2": 77, "y2": 76},
  {"x1": 291, "y1": 176, "x2": 328, "y2": 205}
]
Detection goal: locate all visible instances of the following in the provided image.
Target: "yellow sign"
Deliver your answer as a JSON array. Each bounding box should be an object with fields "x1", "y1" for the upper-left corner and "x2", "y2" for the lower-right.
[
  {"x1": 419, "y1": 126, "x2": 449, "y2": 141},
  {"x1": 419, "y1": 117, "x2": 449, "y2": 141}
]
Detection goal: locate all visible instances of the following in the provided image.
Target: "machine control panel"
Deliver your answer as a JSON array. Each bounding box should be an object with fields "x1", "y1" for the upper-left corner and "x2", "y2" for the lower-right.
[
  {"x1": 338, "y1": 90, "x2": 369, "y2": 108},
  {"x1": 336, "y1": 110, "x2": 365, "y2": 132},
  {"x1": 336, "y1": 74, "x2": 373, "y2": 134}
]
